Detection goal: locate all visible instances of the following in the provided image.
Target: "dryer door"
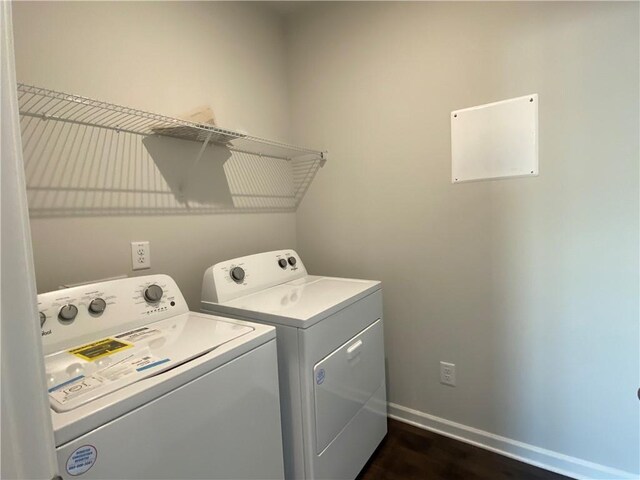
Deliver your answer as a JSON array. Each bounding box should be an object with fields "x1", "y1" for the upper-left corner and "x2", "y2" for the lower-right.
[{"x1": 313, "y1": 319, "x2": 384, "y2": 453}]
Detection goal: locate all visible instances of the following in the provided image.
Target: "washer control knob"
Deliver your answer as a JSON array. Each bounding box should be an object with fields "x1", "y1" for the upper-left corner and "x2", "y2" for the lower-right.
[
  {"x1": 58, "y1": 304, "x2": 78, "y2": 323},
  {"x1": 278, "y1": 259, "x2": 288, "y2": 269},
  {"x1": 287, "y1": 256, "x2": 297, "y2": 266},
  {"x1": 39, "y1": 312, "x2": 46, "y2": 328},
  {"x1": 88, "y1": 298, "x2": 107, "y2": 314},
  {"x1": 144, "y1": 285, "x2": 163, "y2": 303},
  {"x1": 230, "y1": 267, "x2": 245, "y2": 283}
]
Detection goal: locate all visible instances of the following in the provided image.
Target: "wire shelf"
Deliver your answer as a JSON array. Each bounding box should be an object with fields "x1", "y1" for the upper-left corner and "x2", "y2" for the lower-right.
[
  {"x1": 17, "y1": 83, "x2": 326, "y2": 214},
  {"x1": 16, "y1": 83, "x2": 327, "y2": 162}
]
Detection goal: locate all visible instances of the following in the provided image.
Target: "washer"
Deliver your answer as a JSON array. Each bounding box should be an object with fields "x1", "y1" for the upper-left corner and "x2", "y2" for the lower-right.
[
  {"x1": 39, "y1": 274, "x2": 284, "y2": 479},
  {"x1": 201, "y1": 250, "x2": 387, "y2": 480}
]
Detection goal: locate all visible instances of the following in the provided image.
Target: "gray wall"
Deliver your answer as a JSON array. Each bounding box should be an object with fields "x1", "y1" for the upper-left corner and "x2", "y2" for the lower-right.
[
  {"x1": 12, "y1": 1, "x2": 296, "y2": 308},
  {"x1": 288, "y1": 1, "x2": 639, "y2": 474}
]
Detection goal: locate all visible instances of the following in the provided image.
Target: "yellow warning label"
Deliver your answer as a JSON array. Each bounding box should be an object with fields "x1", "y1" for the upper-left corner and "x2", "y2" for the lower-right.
[{"x1": 68, "y1": 338, "x2": 132, "y2": 361}]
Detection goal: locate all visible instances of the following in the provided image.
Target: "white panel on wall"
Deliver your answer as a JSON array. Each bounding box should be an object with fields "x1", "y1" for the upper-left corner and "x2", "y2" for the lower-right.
[{"x1": 451, "y1": 94, "x2": 538, "y2": 183}]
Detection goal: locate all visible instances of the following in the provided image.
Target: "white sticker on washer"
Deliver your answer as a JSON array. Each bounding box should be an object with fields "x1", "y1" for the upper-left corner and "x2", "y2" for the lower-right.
[
  {"x1": 66, "y1": 445, "x2": 97, "y2": 476},
  {"x1": 49, "y1": 352, "x2": 158, "y2": 405},
  {"x1": 115, "y1": 326, "x2": 162, "y2": 343},
  {"x1": 95, "y1": 353, "x2": 156, "y2": 381},
  {"x1": 49, "y1": 376, "x2": 105, "y2": 405}
]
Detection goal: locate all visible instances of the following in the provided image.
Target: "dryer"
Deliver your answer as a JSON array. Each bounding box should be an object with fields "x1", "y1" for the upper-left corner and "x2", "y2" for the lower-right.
[
  {"x1": 39, "y1": 274, "x2": 285, "y2": 479},
  {"x1": 201, "y1": 250, "x2": 387, "y2": 480}
]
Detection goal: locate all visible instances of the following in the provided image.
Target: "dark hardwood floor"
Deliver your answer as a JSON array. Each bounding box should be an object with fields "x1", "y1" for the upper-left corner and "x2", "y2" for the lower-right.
[{"x1": 356, "y1": 419, "x2": 573, "y2": 480}]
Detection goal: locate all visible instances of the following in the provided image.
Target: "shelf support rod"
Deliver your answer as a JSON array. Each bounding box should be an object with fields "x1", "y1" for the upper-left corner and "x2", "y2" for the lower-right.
[
  {"x1": 193, "y1": 132, "x2": 214, "y2": 168},
  {"x1": 320, "y1": 151, "x2": 328, "y2": 167},
  {"x1": 178, "y1": 132, "x2": 214, "y2": 205}
]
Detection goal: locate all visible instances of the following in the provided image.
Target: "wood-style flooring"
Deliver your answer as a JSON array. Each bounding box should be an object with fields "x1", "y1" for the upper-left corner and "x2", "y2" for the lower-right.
[{"x1": 356, "y1": 419, "x2": 573, "y2": 480}]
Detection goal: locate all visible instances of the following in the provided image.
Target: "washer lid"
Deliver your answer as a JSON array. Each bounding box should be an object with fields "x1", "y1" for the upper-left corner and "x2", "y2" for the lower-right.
[
  {"x1": 45, "y1": 313, "x2": 253, "y2": 412},
  {"x1": 206, "y1": 276, "x2": 381, "y2": 328}
]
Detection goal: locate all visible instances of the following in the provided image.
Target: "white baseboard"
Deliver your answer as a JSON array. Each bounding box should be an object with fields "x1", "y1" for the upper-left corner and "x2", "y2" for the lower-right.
[{"x1": 387, "y1": 402, "x2": 638, "y2": 480}]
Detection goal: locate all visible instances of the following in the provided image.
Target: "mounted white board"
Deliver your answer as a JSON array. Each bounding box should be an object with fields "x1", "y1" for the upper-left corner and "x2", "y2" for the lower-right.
[{"x1": 451, "y1": 94, "x2": 538, "y2": 183}]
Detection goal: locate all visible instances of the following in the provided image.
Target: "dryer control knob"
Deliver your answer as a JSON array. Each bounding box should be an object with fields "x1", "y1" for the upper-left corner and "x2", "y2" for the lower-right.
[
  {"x1": 89, "y1": 298, "x2": 107, "y2": 314},
  {"x1": 39, "y1": 311, "x2": 46, "y2": 328},
  {"x1": 144, "y1": 285, "x2": 163, "y2": 303},
  {"x1": 287, "y1": 256, "x2": 297, "y2": 266},
  {"x1": 230, "y1": 267, "x2": 245, "y2": 283},
  {"x1": 58, "y1": 304, "x2": 78, "y2": 323},
  {"x1": 278, "y1": 259, "x2": 288, "y2": 269}
]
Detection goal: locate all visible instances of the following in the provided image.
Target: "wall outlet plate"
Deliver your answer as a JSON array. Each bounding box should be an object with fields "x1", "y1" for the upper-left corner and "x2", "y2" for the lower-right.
[
  {"x1": 440, "y1": 361, "x2": 456, "y2": 387},
  {"x1": 131, "y1": 241, "x2": 150, "y2": 270}
]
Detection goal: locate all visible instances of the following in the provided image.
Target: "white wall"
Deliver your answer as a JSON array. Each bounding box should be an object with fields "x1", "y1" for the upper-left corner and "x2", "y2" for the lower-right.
[
  {"x1": 12, "y1": 1, "x2": 296, "y2": 308},
  {"x1": 288, "y1": 2, "x2": 639, "y2": 476}
]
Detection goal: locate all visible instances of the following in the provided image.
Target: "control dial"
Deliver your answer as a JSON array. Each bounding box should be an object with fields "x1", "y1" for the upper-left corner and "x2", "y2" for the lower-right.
[
  {"x1": 287, "y1": 256, "x2": 297, "y2": 266},
  {"x1": 39, "y1": 312, "x2": 46, "y2": 328},
  {"x1": 88, "y1": 298, "x2": 107, "y2": 314},
  {"x1": 58, "y1": 304, "x2": 78, "y2": 323},
  {"x1": 278, "y1": 259, "x2": 288, "y2": 269},
  {"x1": 230, "y1": 267, "x2": 245, "y2": 283},
  {"x1": 144, "y1": 284, "x2": 163, "y2": 303}
]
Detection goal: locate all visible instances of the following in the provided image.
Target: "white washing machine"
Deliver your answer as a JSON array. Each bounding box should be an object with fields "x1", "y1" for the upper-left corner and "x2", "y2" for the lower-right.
[
  {"x1": 38, "y1": 274, "x2": 285, "y2": 479},
  {"x1": 201, "y1": 250, "x2": 387, "y2": 480}
]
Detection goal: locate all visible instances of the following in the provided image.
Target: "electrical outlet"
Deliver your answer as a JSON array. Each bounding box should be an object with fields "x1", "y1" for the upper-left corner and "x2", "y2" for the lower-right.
[
  {"x1": 131, "y1": 241, "x2": 150, "y2": 270},
  {"x1": 440, "y1": 361, "x2": 456, "y2": 387}
]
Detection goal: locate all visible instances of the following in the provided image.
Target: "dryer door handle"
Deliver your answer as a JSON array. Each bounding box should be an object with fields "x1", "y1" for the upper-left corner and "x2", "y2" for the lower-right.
[{"x1": 346, "y1": 339, "x2": 363, "y2": 360}]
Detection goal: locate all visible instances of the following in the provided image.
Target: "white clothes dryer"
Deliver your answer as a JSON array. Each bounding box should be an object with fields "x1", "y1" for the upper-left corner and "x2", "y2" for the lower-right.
[
  {"x1": 201, "y1": 250, "x2": 387, "y2": 480},
  {"x1": 39, "y1": 274, "x2": 284, "y2": 479}
]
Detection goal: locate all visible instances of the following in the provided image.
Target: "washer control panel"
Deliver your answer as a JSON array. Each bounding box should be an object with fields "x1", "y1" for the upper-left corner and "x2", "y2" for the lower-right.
[
  {"x1": 38, "y1": 274, "x2": 188, "y2": 355},
  {"x1": 202, "y1": 249, "x2": 307, "y2": 304}
]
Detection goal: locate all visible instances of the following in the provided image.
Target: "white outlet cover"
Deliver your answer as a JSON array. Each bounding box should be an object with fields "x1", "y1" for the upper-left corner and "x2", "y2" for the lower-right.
[
  {"x1": 131, "y1": 241, "x2": 150, "y2": 270},
  {"x1": 440, "y1": 361, "x2": 456, "y2": 387}
]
